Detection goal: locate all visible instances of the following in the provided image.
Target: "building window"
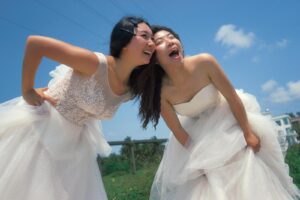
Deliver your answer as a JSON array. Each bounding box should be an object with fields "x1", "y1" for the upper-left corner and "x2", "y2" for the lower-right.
[
  {"x1": 276, "y1": 120, "x2": 282, "y2": 126},
  {"x1": 283, "y1": 118, "x2": 289, "y2": 125}
]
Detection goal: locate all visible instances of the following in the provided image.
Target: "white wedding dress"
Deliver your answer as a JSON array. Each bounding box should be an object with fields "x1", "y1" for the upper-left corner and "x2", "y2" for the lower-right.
[
  {"x1": 0, "y1": 53, "x2": 130, "y2": 200},
  {"x1": 150, "y1": 84, "x2": 300, "y2": 200}
]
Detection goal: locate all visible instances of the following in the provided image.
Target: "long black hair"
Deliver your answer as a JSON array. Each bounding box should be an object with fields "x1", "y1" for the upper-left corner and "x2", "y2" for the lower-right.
[
  {"x1": 128, "y1": 25, "x2": 181, "y2": 129},
  {"x1": 110, "y1": 16, "x2": 150, "y2": 57}
]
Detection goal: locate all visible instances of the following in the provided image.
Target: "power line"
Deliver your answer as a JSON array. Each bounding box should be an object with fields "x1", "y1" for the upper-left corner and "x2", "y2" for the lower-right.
[
  {"x1": 0, "y1": 16, "x2": 42, "y2": 34},
  {"x1": 108, "y1": 0, "x2": 129, "y2": 15},
  {"x1": 76, "y1": 0, "x2": 115, "y2": 25},
  {"x1": 131, "y1": 0, "x2": 153, "y2": 19},
  {"x1": 34, "y1": 0, "x2": 103, "y2": 40},
  {"x1": 109, "y1": 0, "x2": 161, "y2": 27}
]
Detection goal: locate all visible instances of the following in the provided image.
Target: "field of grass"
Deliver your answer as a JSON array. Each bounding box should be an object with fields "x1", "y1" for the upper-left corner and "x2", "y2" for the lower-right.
[
  {"x1": 103, "y1": 164, "x2": 157, "y2": 200},
  {"x1": 103, "y1": 145, "x2": 300, "y2": 200}
]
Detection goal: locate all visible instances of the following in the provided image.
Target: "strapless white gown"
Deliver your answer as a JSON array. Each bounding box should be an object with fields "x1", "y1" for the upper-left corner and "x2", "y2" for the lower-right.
[{"x1": 150, "y1": 84, "x2": 300, "y2": 200}]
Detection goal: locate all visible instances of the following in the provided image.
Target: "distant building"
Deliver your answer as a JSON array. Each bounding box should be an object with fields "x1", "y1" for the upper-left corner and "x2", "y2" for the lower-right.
[
  {"x1": 290, "y1": 115, "x2": 300, "y2": 132},
  {"x1": 262, "y1": 110, "x2": 299, "y2": 156},
  {"x1": 273, "y1": 114, "x2": 299, "y2": 144}
]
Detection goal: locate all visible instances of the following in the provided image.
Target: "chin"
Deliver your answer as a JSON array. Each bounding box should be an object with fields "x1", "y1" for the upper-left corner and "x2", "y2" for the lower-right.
[
  {"x1": 142, "y1": 59, "x2": 151, "y2": 65},
  {"x1": 135, "y1": 61, "x2": 148, "y2": 67}
]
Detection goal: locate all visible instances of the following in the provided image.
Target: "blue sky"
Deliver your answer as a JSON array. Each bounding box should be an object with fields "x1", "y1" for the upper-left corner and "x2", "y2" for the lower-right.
[{"x1": 1, "y1": 0, "x2": 300, "y2": 145}]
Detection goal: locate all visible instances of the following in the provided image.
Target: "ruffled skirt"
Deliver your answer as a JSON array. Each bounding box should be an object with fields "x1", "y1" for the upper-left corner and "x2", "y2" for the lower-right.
[
  {"x1": 0, "y1": 97, "x2": 111, "y2": 200},
  {"x1": 150, "y1": 90, "x2": 300, "y2": 200}
]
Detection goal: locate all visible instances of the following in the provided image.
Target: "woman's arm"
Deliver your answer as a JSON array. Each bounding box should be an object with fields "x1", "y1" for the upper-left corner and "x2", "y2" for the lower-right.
[
  {"x1": 161, "y1": 95, "x2": 190, "y2": 147},
  {"x1": 197, "y1": 53, "x2": 260, "y2": 152},
  {"x1": 22, "y1": 35, "x2": 100, "y2": 105}
]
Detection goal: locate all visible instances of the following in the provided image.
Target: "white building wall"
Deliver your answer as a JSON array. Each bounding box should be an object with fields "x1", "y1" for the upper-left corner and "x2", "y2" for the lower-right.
[{"x1": 262, "y1": 112, "x2": 299, "y2": 156}]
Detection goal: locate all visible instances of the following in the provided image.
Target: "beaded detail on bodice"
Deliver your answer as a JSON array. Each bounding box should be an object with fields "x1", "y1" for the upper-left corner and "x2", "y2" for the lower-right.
[{"x1": 45, "y1": 53, "x2": 131, "y2": 126}]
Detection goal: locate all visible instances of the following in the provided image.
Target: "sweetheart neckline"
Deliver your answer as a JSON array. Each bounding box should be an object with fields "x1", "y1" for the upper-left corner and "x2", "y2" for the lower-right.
[{"x1": 173, "y1": 83, "x2": 214, "y2": 107}]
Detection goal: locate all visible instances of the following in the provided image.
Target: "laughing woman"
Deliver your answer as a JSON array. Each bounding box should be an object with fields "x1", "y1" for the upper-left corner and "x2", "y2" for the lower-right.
[
  {"x1": 0, "y1": 16, "x2": 154, "y2": 200},
  {"x1": 129, "y1": 25, "x2": 300, "y2": 200}
]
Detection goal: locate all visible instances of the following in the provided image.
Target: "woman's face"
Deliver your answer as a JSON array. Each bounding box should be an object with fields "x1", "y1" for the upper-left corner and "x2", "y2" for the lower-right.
[
  {"x1": 153, "y1": 30, "x2": 184, "y2": 66},
  {"x1": 124, "y1": 22, "x2": 155, "y2": 65}
]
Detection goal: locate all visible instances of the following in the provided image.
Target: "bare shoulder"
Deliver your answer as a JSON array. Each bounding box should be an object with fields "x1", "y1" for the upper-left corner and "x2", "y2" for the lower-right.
[
  {"x1": 184, "y1": 53, "x2": 219, "y2": 76},
  {"x1": 189, "y1": 53, "x2": 217, "y2": 64},
  {"x1": 106, "y1": 55, "x2": 116, "y2": 68}
]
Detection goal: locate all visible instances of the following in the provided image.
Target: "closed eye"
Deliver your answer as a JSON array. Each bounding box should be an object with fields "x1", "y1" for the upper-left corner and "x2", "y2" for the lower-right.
[
  {"x1": 168, "y1": 34, "x2": 175, "y2": 39},
  {"x1": 154, "y1": 39, "x2": 163, "y2": 45}
]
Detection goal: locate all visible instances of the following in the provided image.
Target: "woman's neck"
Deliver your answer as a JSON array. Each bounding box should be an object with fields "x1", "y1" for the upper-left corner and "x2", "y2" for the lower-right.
[
  {"x1": 163, "y1": 60, "x2": 188, "y2": 87},
  {"x1": 113, "y1": 56, "x2": 136, "y2": 87}
]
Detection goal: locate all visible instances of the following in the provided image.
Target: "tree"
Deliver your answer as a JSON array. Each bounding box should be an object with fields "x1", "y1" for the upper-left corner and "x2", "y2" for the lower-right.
[
  {"x1": 292, "y1": 123, "x2": 300, "y2": 139},
  {"x1": 120, "y1": 136, "x2": 132, "y2": 160},
  {"x1": 285, "y1": 144, "x2": 300, "y2": 189},
  {"x1": 287, "y1": 112, "x2": 296, "y2": 118}
]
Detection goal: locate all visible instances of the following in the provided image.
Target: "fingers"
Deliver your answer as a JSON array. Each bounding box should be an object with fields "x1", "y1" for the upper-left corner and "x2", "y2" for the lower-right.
[
  {"x1": 34, "y1": 100, "x2": 44, "y2": 106},
  {"x1": 43, "y1": 93, "x2": 58, "y2": 106},
  {"x1": 41, "y1": 87, "x2": 49, "y2": 92},
  {"x1": 247, "y1": 142, "x2": 261, "y2": 153},
  {"x1": 35, "y1": 87, "x2": 57, "y2": 106},
  {"x1": 30, "y1": 97, "x2": 44, "y2": 106},
  {"x1": 253, "y1": 144, "x2": 261, "y2": 153},
  {"x1": 23, "y1": 94, "x2": 44, "y2": 106}
]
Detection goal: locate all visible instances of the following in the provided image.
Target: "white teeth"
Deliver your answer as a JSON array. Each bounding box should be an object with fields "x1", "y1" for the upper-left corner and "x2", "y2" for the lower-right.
[
  {"x1": 169, "y1": 50, "x2": 179, "y2": 58},
  {"x1": 143, "y1": 51, "x2": 152, "y2": 56}
]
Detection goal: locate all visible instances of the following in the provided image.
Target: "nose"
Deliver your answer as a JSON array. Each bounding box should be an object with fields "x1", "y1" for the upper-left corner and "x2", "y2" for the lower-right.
[
  {"x1": 166, "y1": 38, "x2": 174, "y2": 47},
  {"x1": 148, "y1": 39, "x2": 155, "y2": 49}
]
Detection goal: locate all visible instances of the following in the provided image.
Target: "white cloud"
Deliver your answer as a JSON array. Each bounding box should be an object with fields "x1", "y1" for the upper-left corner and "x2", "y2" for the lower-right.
[
  {"x1": 270, "y1": 87, "x2": 291, "y2": 103},
  {"x1": 262, "y1": 80, "x2": 300, "y2": 103},
  {"x1": 287, "y1": 80, "x2": 300, "y2": 98},
  {"x1": 215, "y1": 24, "x2": 255, "y2": 50},
  {"x1": 259, "y1": 38, "x2": 289, "y2": 51},
  {"x1": 261, "y1": 79, "x2": 278, "y2": 92}
]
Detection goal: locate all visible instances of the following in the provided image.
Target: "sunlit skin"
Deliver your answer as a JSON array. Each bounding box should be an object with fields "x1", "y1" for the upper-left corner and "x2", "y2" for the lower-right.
[
  {"x1": 153, "y1": 30, "x2": 260, "y2": 152},
  {"x1": 22, "y1": 22, "x2": 155, "y2": 107},
  {"x1": 107, "y1": 23, "x2": 155, "y2": 95}
]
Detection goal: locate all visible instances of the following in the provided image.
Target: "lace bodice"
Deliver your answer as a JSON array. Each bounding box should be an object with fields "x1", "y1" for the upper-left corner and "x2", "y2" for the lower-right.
[
  {"x1": 45, "y1": 52, "x2": 131, "y2": 126},
  {"x1": 173, "y1": 84, "x2": 220, "y2": 117}
]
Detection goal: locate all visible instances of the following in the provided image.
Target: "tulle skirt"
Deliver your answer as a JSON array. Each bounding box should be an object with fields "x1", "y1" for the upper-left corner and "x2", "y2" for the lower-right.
[
  {"x1": 0, "y1": 97, "x2": 111, "y2": 200},
  {"x1": 150, "y1": 90, "x2": 300, "y2": 200}
]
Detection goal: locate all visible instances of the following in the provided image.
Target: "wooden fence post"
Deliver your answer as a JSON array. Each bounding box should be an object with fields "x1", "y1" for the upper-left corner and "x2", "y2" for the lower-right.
[
  {"x1": 105, "y1": 138, "x2": 168, "y2": 174},
  {"x1": 130, "y1": 141, "x2": 136, "y2": 174}
]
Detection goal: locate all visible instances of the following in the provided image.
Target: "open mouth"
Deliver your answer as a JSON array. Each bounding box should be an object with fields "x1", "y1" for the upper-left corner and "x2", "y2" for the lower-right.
[
  {"x1": 169, "y1": 49, "x2": 179, "y2": 58},
  {"x1": 143, "y1": 50, "x2": 152, "y2": 57}
]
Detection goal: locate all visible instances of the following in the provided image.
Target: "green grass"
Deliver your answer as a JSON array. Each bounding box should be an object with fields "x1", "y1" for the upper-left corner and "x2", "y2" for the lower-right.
[
  {"x1": 103, "y1": 164, "x2": 158, "y2": 200},
  {"x1": 285, "y1": 144, "x2": 300, "y2": 188},
  {"x1": 102, "y1": 145, "x2": 300, "y2": 200}
]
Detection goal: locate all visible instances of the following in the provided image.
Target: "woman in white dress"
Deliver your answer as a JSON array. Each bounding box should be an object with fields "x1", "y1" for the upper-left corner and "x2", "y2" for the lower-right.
[
  {"x1": 129, "y1": 25, "x2": 300, "y2": 200},
  {"x1": 0, "y1": 16, "x2": 155, "y2": 200}
]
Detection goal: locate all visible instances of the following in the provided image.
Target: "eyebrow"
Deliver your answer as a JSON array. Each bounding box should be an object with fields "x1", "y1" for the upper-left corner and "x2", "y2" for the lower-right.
[
  {"x1": 136, "y1": 29, "x2": 151, "y2": 33},
  {"x1": 137, "y1": 30, "x2": 153, "y2": 36},
  {"x1": 154, "y1": 33, "x2": 172, "y2": 41},
  {"x1": 139, "y1": 30, "x2": 150, "y2": 34}
]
